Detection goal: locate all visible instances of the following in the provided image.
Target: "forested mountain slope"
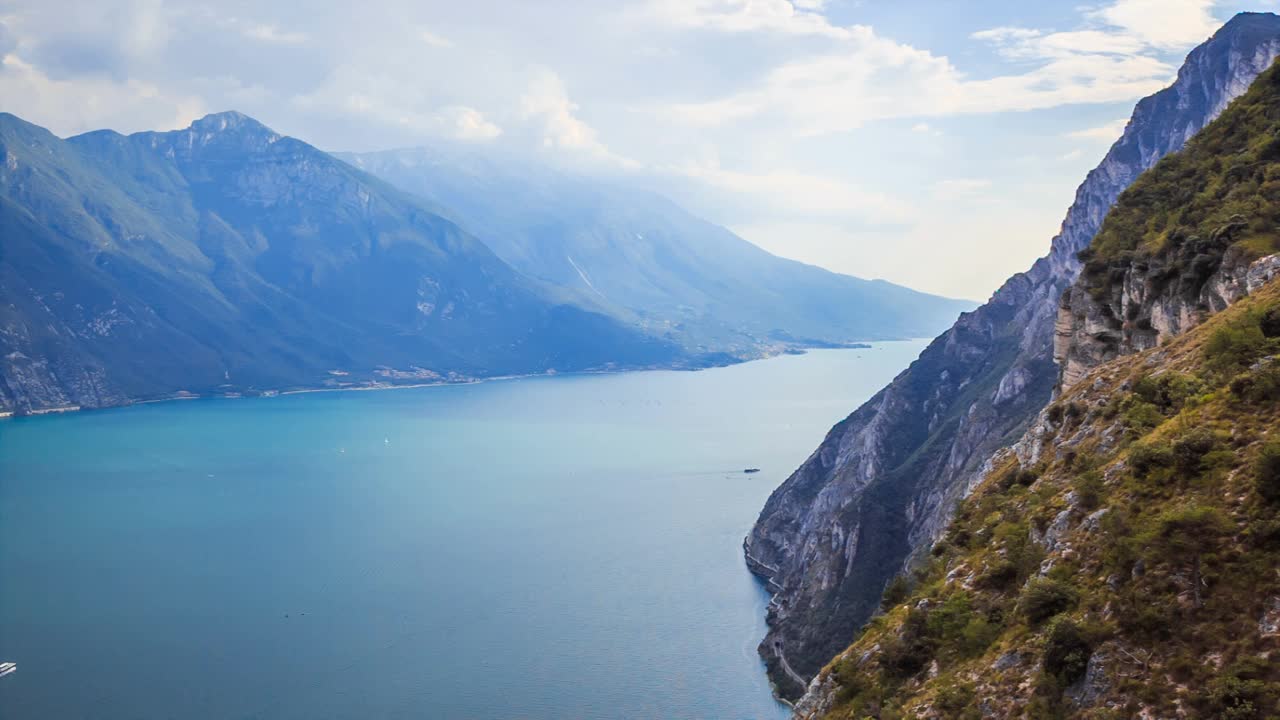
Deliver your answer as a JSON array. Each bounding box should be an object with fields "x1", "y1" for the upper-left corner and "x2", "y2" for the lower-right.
[{"x1": 0, "y1": 112, "x2": 678, "y2": 414}]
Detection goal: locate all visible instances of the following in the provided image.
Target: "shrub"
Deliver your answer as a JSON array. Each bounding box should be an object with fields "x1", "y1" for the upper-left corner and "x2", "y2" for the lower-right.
[
  {"x1": 1230, "y1": 365, "x2": 1280, "y2": 403},
  {"x1": 976, "y1": 559, "x2": 1019, "y2": 590},
  {"x1": 1129, "y1": 441, "x2": 1175, "y2": 477},
  {"x1": 1043, "y1": 617, "x2": 1092, "y2": 685},
  {"x1": 1203, "y1": 658, "x2": 1280, "y2": 720},
  {"x1": 832, "y1": 656, "x2": 868, "y2": 703},
  {"x1": 1020, "y1": 578, "x2": 1078, "y2": 625},
  {"x1": 935, "y1": 682, "x2": 980, "y2": 719},
  {"x1": 1075, "y1": 470, "x2": 1104, "y2": 510},
  {"x1": 1256, "y1": 441, "x2": 1280, "y2": 504},
  {"x1": 1205, "y1": 323, "x2": 1268, "y2": 373},
  {"x1": 881, "y1": 574, "x2": 911, "y2": 611},
  {"x1": 1260, "y1": 307, "x2": 1280, "y2": 338},
  {"x1": 1144, "y1": 504, "x2": 1234, "y2": 608},
  {"x1": 880, "y1": 608, "x2": 934, "y2": 681},
  {"x1": 1133, "y1": 373, "x2": 1202, "y2": 413},
  {"x1": 1172, "y1": 427, "x2": 1217, "y2": 476},
  {"x1": 1122, "y1": 400, "x2": 1166, "y2": 435},
  {"x1": 997, "y1": 463, "x2": 1039, "y2": 490}
]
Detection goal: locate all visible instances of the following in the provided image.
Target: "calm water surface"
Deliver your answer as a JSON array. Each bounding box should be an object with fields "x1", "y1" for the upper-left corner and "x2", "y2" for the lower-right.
[{"x1": 0, "y1": 342, "x2": 927, "y2": 719}]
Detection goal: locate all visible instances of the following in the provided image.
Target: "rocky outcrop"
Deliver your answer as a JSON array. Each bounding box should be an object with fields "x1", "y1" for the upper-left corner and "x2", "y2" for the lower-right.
[
  {"x1": 1057, "y1": 248, "x2": 1280, "y2": 390},
  {"x1": 745, "y1": 13, "x2": 1280, "y2": 700}
]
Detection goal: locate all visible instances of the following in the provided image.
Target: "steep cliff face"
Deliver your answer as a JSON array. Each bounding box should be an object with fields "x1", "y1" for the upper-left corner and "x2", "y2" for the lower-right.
[
  {"x1": 796, "y1": 275, "x2": 1280, "y2": 718},
  {"x1": 745, "y1": 13, "x2": 1280, "y2": 699},
  {"x1": 792, "y1": 54, "x2": 1280, "y2": 717}
]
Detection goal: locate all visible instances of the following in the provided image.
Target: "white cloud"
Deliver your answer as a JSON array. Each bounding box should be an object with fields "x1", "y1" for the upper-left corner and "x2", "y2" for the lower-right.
[
  {"x1": 419, "y1": 28, "x2": 453, "y2": 48},
  {"x1": 933, "y1": 178, "x2": 992, "y2": 198},
  {"x1": 242, "y1": 24, "x2": 308, "y2": 45},
  {"x1": 661, "y1": 0, "x2": 1213, "y2": 137},
  {"x1": 642, "y1": 0, "x2": 852, "y2": 39},
  {"x1": 438, "y1": 105, "x2": 501, "y2": 140},
  {"x1": 520, "y1": 69, "x2": 637, "y2": 167},
  {"x1": 670, "y1": 158, "x2": 913, "y2": 223},
  {"x1": 1067, "y1": 118, "x2": 1129, "y2": 141},
  {"x1": 0, "y1": 53, "x2": 204, "y2": 135},
  {"x1": 1087, "y1": 0, "x2": 1219, "y2": 49}
]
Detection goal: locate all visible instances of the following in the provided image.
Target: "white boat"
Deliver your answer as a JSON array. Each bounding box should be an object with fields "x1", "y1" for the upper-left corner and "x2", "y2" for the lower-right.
[{"x1": 0, "y1": 662, "x2": 16, "y2": 678}]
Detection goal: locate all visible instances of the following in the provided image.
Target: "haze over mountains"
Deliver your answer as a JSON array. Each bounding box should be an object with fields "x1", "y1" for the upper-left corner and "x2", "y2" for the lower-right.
[
  {"x1": 0, "y1": 112, "x2": 970, "y2": 415},
  {"x1": 342, "y1": 148, "x2": 973, "y2": 353}
]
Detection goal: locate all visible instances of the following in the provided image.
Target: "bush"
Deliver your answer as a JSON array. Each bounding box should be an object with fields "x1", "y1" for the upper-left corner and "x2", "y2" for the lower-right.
[
  {"x1": 1129, "y1": 441, "x2": 1175, "y2": 477},
  {"x1": 881, "y1": 574, "x2": 911, "y2": 611},
  {"x1": 1205, "y1": 323, "x2": 1268, "y2": 373},
  {"x1": 1122, "y1": 400, "x2": 1166, "y2": 435},
  {"x1": 1133, "y1": 373, "x2": 1202, "y2": 413},
  {"x1": 1256, "y1": 441, "x2": 1280, "y2": 504},
  {"x1": 997, "y1": 463, "x2": 1039, "y2": 490},
  {"x1": 935, "y1": 682, "x2": 980, "y2": 719},
  {"x1": 1260, "y1": 307, "x2": 1280, "y2": 338},
  {"x1": 1230, "y1": 365, "x2": 1280, "y2": 403},
  {"x1": 1020, "y1": 578, "x2": 1078, "y2": 625},
  {"x1": 1043, "y1": 617, "x2": 1092, "y2": 685},
  {"x1": 1075, "y1": 470, "x2": 1104, "y2": 510},
  {"x1": 1172, "y1": 428, "x2": 1217, "y2": 476},
  {"x1": 976, "y1": 559, "x2": 1019, "y2": 590},
  {"x1": 1203, "y1": 658, "x2": 1280, "y2": 720},
  {"x1": 880, "y1": 608, "x2": 934, "y2": 681}
]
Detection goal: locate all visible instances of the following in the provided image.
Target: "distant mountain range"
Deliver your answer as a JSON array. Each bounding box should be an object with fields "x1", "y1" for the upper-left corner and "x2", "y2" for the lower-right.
[
  {"x1": 0, "y1": 112, "x2": 970, "y2": 415},
  {"x1": 341, "y1": 148, "x2": 974, "y2": 353}
]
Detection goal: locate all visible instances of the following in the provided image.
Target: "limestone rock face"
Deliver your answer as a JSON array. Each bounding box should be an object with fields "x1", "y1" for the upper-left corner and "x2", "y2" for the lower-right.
[
  {"x1": 1057, "y1": 251, "x2": 1280, "y2": 392},
  {"x1": 749, "y1": 13, "x2": 1280, "y2": 700}
]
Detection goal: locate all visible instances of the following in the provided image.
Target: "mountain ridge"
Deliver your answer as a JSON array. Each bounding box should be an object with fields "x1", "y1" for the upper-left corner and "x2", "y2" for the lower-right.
[
  {"x1": 0, "y1": 111, "x2": 683, "y2": 415},
  {"x1": 743, "y1": 11, "x2": 1280, "y2": 700},
  {"x1": 340, "y1": 146, "x2": 976, "y2": 357},
  {"x1": 790, "y1": 52, "x2": 1280, "y2": 715}
]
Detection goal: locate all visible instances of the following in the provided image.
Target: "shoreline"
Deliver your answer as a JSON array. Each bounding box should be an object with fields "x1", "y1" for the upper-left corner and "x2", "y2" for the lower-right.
[{"x1": 0, "y1": 340, "x2": 905, "y2": 420}]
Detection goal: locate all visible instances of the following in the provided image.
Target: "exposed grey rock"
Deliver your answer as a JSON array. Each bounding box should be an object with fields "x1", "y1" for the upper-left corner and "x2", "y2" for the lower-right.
[
  {"x1": 1066, "y1": 649, "x2": 1111, "y2": 708},
  {"x1": 793, "y1": 671, "x2": 839, "y2": 720},
  {"x1": 1261, "y1": 596, "x2": 1280, "y2": 636},
  {"x1": 1081, "y1": 508, "x2": 1112, "y2": 533},
  {"x1": 1057, "y1": 251, "x2": 1280, "y2": 391},
  {"x1": 743, "y1": 13, "x2": 1280, "y2": 699},
  {"x1": 742, "y1": 12, "x2": 1280, "y2": 696},
  {"x1": 993, "y1": 651, "x2": 1024, "y2": 672}
]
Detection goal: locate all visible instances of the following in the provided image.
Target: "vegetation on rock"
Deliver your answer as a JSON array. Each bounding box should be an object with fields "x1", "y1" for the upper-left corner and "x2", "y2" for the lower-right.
[{"x1": 805, "y1": 281, "x2": 1280, "y2": 719}]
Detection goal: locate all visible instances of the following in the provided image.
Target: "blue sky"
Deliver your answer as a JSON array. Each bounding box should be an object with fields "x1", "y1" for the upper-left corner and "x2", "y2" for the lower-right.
[{"x1": 1, "y1": 0, "x2": 1276, "y2": 299}]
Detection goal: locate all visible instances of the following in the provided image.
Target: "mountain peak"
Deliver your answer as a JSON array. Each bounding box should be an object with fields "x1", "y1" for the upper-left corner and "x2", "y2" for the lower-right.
[
  {"x1": 1221, "y1": 10, "x2": 1280, "y2": 28},
  {"x1": 187, "y1": 111, "x2": 279, "y2": 139}
]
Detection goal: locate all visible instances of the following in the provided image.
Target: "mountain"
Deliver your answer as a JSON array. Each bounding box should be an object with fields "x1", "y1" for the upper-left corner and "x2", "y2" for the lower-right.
[
  {"x1": 0, "y1": 111, "x2": 680, "y2": 415},
  {"x1": 743, "y1": 12, "x2": 1280, "y2": 699},
  {"x1": 339, "y1": 148, "x2": 975, "y2": 357},
  {"x1": 791, "y1": 55, "x2": 1280, "y2": 718}
]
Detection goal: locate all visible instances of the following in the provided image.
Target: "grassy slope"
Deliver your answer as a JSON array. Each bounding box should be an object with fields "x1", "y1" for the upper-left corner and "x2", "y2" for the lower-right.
[
  {"x1": 810, "y1": 279, "x2": 1280, "y2": 719},
  {"x1": 807, "y1": 59, "x2": 1280, "y2": 720},
  {"x1": 1081, "y1": 60, "x2": 1280, "y2": 300}
]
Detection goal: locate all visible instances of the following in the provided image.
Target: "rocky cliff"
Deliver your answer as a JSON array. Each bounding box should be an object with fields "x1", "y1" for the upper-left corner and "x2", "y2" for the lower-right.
[
  {"x1": 788, "y1": 54, "x2": 1280, "y2": 715},
  {"x1": 744, "y1": 12, "x2": 1280, "y2": 699}
]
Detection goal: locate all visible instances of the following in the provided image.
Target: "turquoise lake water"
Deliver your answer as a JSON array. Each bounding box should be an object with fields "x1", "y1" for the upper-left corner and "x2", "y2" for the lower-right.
[{"x1": 0, "y1": 341, "x2": 927, "y2": 719}]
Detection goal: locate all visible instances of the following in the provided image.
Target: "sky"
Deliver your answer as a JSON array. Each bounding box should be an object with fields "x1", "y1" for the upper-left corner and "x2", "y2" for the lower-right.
[{"x1": 1, "y1": 0, "x2": 1276, "y2": 300}]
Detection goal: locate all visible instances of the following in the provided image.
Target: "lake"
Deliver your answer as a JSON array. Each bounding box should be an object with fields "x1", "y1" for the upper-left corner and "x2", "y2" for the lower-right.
[{"x1": 0, "y1": 341, "x2": 927, "y2": 719}]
